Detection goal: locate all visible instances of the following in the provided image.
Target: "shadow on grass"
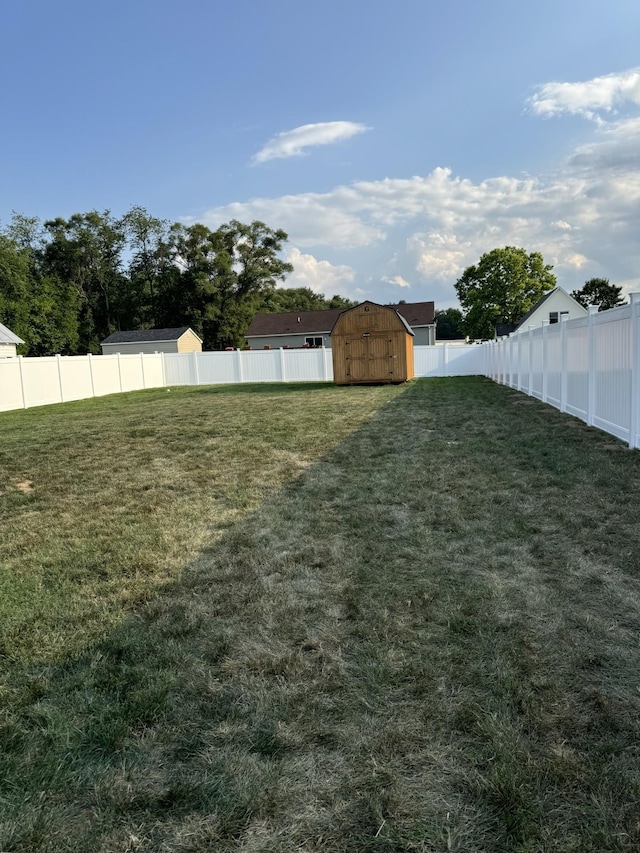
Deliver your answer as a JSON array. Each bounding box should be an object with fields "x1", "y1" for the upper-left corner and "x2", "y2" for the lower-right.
[{"x1": 3, "y1": 377, "x2": 640, "y2": 852}]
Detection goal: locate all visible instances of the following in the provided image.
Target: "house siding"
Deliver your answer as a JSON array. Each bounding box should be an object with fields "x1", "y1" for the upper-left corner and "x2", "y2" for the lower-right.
[
  {"x1": 245, "y1": 332, "x2": 332, "y2": 349},
  {"x1": 0, "y1": 343, "x2": 17, "y2": 358},
  {"x1": 101, "y1": 341, "x2": 180, "y2": 355},
  {"x1": 176, "y1": 329, "x2": 204, "y2": 353},
  {"x1": 517, "y1": 289, "x2": 587, "y2": 331}
]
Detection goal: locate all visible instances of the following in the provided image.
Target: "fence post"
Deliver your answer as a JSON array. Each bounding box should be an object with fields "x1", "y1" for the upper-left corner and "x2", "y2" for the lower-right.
[
  {"x1": 56, "y1": 354, "x2": 65, "y2": 403},
  {"x1": 279, "y1": 347, "x2": 286, "y2": 382},
  {"x1": 140, "y1": 352, "x2": 146, "y2": 389},
  {"x1": 528, "y1": 327, "x2": 534, "y2": 397},
  {"x1": 443, "y1": 343, "x2": 449, "y2": 377},
  {"x1": 587, "y1": 305, "x2": 598, "y2": 426},
  {"x1": 541, "y1": 322, "x2": 548, "y2": 403},
  {"x1": 560, "y1": 314, "x2": 568, "y2": 413},
  {"x1": 236, "y1": 348, "x2": 244, "y2": 383},
  {"x1": 629, "y1": 292, "x2": 640, "y2": 449},
  {"x1": 117, "y1": 352, "x2": 123, "y2": 392},
  {"x1": 88, "y1": 353, "x2": 96, "y2": 397},
  {"x1": 323, "y1": 346, "x2": 331, "y2": 381},
  {"x1": 192, "y1": 349, "x2": 200, "y2": 386},
  {"x1": 17, "y1": 355, "x2": 27, "y2": 408}
]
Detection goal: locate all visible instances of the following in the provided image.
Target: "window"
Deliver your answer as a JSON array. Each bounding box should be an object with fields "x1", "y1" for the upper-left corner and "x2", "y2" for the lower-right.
[
  {"x1": 549, "y1": 310, "x2": 570, "y2": 324},
  {"x1": 305, "y1": 337, "x2": 323, "y2": 348}
]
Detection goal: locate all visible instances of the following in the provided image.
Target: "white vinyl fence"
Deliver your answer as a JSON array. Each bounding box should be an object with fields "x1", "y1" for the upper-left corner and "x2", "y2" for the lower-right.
[
  {"x1": 0, "y1": 344, "x2": 485, "y2": 413},
  {"x1": 0, "y1": 353, "x2": 165, "y2": 412},
  {"x1": 3, "y1": 307, "x2": 639, "y2": 451},
  {"x1": 485, "y1": 293, "x2": 640, "y2": 449}
]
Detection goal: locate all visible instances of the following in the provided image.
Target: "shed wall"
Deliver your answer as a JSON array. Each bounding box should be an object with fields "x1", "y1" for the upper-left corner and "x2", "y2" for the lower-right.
[{"x1": 331, "y1": 303, "x2": 414, "y2": 384}]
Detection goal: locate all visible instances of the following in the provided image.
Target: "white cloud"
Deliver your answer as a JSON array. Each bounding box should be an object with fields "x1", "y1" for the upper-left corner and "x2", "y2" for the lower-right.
[
  {"x1": 252, "y1": 121, "x2": 370, "y2": 164},
  {"x1": 192, "y1": 111, "x2": 640, "y2": 302},
  {"x1": 382, "y1": 275, "x2": 411, "y2": 288},
  {"x1": 285, "y1": 248, "x2": 356, "y2": 295},
  {"x1": 528, "y1": 68, "x2": 640, "y2": 120}
]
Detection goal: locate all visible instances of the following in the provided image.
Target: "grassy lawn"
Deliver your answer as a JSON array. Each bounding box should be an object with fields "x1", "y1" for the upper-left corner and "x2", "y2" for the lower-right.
[{"x1": 1, "y1": 377, "x2": 640, "y2": 851}]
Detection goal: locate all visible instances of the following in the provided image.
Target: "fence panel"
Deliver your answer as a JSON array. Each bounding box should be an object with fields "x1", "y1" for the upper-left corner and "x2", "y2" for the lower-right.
[
  {"x1": 592, "y1": 307, "x2": 632, "y2": 442},
  {"x1": 0, "y1": 359, "x2": 25, "y2": 411},
  {"x1": 565, "y1": 317, "x2": 589, "y2": 420},
  {"x1": 59, "y1": 356, "x2": 94, "y2": 402},
  {"x1": 484, "y1": 296, "x2": 640, "y2": 448},
  {"x1": 20, "y1": 357, "x2": 62, "y2": 407},
  {"x1": 414, "y1": 344, "x2": 484, "y2": 377},
  {"x1": 281, "y1": 348, "x2": 330, "y2": 382}
]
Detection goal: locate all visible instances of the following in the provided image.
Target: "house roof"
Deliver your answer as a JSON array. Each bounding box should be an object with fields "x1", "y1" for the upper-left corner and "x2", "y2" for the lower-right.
[
  {"x1": 512, "y1": 287, "x2": 586, "y2": 332},
  {"x1": 0, "y1": 322, "x2": 24, "y2": 345},
  {"x1": 101, "y1": 326, "x2": 201, "y2": 345},
  {"x1": 245, "y1": 301, "x2": 435, "y2": 338},
  {"x1": 512, "y1": 289, "x2": 558, "y2": 331}
]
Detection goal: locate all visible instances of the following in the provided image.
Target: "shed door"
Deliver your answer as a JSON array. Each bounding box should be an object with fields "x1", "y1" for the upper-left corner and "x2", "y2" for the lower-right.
[{"x1": 346, "y1": 334, "x2": 394, "y2": 381}]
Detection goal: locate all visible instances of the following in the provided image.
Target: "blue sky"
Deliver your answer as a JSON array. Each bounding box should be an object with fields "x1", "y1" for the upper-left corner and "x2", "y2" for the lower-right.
[{"x1": 2, "y1": 0, "x2": 639, "y2": 309}]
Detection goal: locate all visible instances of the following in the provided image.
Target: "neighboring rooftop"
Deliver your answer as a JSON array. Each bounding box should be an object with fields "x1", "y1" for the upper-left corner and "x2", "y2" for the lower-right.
[
  {"x1": 101, "y1": 327, "x2": 200, "y2": 344},
  {"x1": 0, "y1": 323, "x2": 24, "y2": 345},
  {"x1": 245, "y1": 301, "x2": 435, "y2": 338}
]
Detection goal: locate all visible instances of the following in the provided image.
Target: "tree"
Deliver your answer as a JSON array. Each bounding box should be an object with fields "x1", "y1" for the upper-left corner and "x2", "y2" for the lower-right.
[
  {"x1": 454, "y1": 246, "x2": 556, "y2": 340},
  {"x1": 435, "y1": 307, "x2": 464, "y2": 340},
  {"x1": 157, "y1": 220, "x2": 293, "y2": 348},
  {"x1": 42, "y1": 211, "x2": 126, "y2": 351},
  {"x1": 571, "y1": 278, "x2": 625, "y2": 311},
  {"x1": 0, "y1": 233, "x2": 79, "y2": 355},
  {"x1": 256, "y1": 287, "x2": 356, "y2": 314}
]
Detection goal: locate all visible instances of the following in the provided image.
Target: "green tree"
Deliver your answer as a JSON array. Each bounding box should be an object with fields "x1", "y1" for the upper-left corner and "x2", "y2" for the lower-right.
[
  {"x1": 121, "y1": 206, "x2": 170, "y2": 328},
  {"x1": 455, "y1": 246, "x2": 556, "y2": 340},
  {"x1": 0, "y1": 232, "x2": 79, "y2": 355},
  {"x1": 435, "y1": 307, "x2": 464, "y2": 340},
  {"x1": 42, "y1": 211, "x2": 126, "y2": 351},
  {"x1": 571, "y1": 278, "x2": 625, "y2": 311},
  {"x1": 157, "y1": 220, "x2": 293, "y2": 348},
  {"x1": 257, "y1": 287, "x2": 356, "y2": 314}
]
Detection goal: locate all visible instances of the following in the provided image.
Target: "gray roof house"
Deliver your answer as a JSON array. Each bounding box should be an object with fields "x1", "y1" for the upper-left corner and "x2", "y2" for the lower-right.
[
  {"x1": 245, "y1": 301, "x2": 436, "y2": 349},
  {"x1": 100, "y1": 327, "x2": 203, "y2": 355},
  {"x1": 0, "y1": 323, "x2": 24, "y2": 357}
]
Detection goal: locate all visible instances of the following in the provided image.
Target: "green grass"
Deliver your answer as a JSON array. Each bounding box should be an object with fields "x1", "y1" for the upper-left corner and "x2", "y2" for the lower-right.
[{"x1": 1, "y1": 377, "x2": 640, "y2": 851}]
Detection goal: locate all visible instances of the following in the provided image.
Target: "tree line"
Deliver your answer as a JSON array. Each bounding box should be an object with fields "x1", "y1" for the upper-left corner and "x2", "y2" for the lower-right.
[{"x1": 0, "y1": 208, "x2": 355, "y2": 356}]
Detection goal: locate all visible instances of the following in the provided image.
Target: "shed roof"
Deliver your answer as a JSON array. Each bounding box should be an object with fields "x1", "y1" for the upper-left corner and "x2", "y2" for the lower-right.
[
  {"x1": 246, "y1": 301, "x2": 435, "y2": 338},
  {"x1": 331, "y1": 301, "x2": 414, "y2": 336},
  {"x1": 0, "y1": 322, "x2": 24, "y2": 345},
  {"x1": 101, "y1": 327, "x2": 201, "y2": 345}
]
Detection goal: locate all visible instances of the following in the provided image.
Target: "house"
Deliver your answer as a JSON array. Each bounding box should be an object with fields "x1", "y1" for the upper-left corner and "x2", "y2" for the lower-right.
[
  {"x1": 100, "y1": 327, "x2": 203, "y2": 355},
  {"x1": 495, "y1": 287, "x2": 588, "y2": 337},
  {"x1": 331, "y1": 301, "x2": 414, "y2": 385},
  {"x1": 0, "y1": 323, "x2": 24, "y2": 357},
  {"x1": 244, "y1": 301, "x2": 436, "y2": 349}
]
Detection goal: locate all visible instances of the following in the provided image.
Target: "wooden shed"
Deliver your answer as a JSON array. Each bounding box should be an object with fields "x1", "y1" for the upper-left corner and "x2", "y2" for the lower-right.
[{"x1": 331, "y1": 301, "x2": 414, "y2": 384}]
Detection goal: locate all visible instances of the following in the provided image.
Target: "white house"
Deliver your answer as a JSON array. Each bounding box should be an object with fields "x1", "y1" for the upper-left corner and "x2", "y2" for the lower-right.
[
  {"x1": 496, "y1": 287, "x2": 588, "y2": 337},
  {"x1": 100, "y1": 326, "x2": 203, "y2": 355},
  {"x1": 0, "y1": 323, "x2": 24, "y2": 357}
]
